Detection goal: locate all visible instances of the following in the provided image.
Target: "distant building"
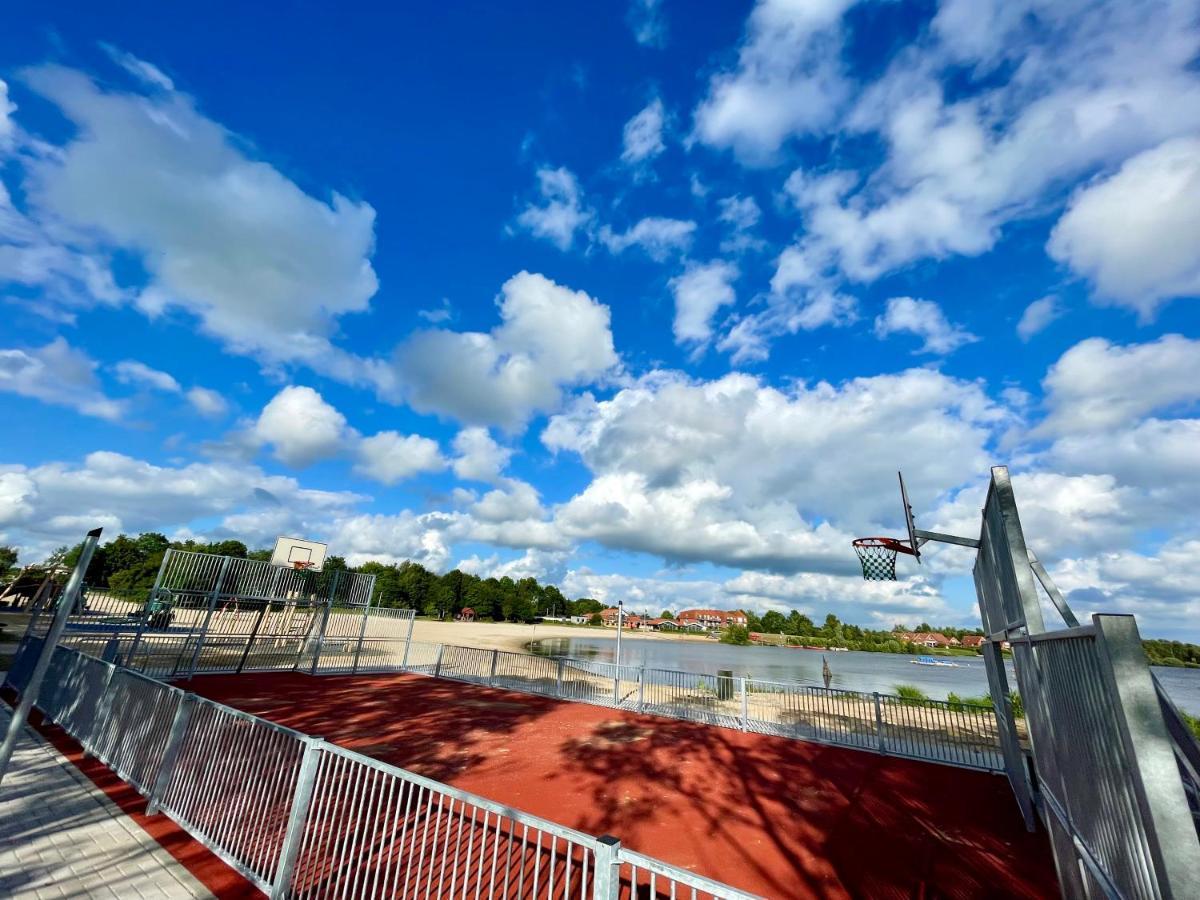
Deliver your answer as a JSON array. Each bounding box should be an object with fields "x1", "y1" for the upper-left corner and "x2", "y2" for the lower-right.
[
  {"x1": 675, "y1": 609, "x2": 748, "y2": 631},
  {"x1": 961, "y1": 635, "x2": 985, "y2": 649},
  {"x1": 897, "y1": 631, "x2": 957, "y2": 648},
  {"x1": 458, "y1": 607, "x2": 476, "y2": 622}
]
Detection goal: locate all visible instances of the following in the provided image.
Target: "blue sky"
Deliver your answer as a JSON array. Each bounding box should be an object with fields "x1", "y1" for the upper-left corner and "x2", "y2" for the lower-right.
[{"x1": 1, "y1": 1, "x2": 1198, "y2": 637}]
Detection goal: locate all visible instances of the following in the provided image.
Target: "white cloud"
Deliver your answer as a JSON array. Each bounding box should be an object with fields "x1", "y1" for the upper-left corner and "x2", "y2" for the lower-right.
[
  {"x1": 471, "y1": 480, "x2": 545, "y2": 523},
  {"x1": 515, "y1": 167, "x2": 593, "y2": 250},
  {"x1": 669, "y1": 260, "x2": 738, "y2": 349},
  {"x1": 621, "y1": 97, "x2": 666, "y2": 166},
  {"x1": 765, "y1": 1, "x2": 1200, "y2": 311},
  {"x1": 716, "y1": 285, "x2": 857, "y2": 364},
  {"x1": 1016, "y1": 295, "x2": 1064, "y2": 341},
  {"x1": 0, "y1": 337, "x2": 125, "y2": 421},
  {"x1": 18, "y1": 64, "x2": 382, "y2": 386},
  {"x1": 395, "y1": 271, "x2": 619, "y2": 429},
  {"x1": 187, "y1": 386, "x2": 229, "y2": 418},
  {"x1": 1048, "y1": 137, "x2": 1200, "y2": 319},
  {"x1": 459, "y1": 548, "x2": 571, "y2": 584},
  {"x1": 692, "y1": 0, "x2": 858, "y2": 164},
  {"x1": 544, "y1": 367, "x2": 1013, "y2": 572},
  {"x1": 717, "y1": 195, "x2": 764, "y2": 253},
  {"x1": 99, "y1": 44, "x2": 175, "y2": 92},
  {"x1": 0, "y1": 79, "x2": 15, "y2": 153},
  {"x1": 451, "y1": 427, "x2": 512, "y2": 483},
  {"x1": 353, "y1": 431, "x2": 446, "y2": 485},
  {"x1": 0, "y1": 450, "x2": 364, "y2": 561},
  {"x1": 1039, "y1": 335, "x2": 1200, "y2": 435},
  {"x1": 598, "y1": 217, "x2": 695, "y2": 261},
  {"x1": 873, "y1": 297, "x2": 978, "y2": 355},
  {"x1": 113, "y1": 359, "x2": 181, "y2": 393},
  {"x1": 626, "y1": 0, "x2": 667, "y2": 48},
  {"x1": 252, "y1": 385, "x2": 350, "y2": 467}
]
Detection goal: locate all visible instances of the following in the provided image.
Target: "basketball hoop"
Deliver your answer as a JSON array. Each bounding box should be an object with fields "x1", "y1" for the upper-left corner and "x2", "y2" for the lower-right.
[
  {"x1": 852, "y1": 537, "x2": 916, "y2": 582},
  {"x1": 291, "y1": 560, "x2": 315, "y2": 571}
]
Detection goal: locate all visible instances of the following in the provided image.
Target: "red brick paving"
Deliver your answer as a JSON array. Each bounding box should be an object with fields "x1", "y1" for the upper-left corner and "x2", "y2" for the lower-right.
[{"x1": 185, "y1": 671, "x2": 1060, "y2": 899}]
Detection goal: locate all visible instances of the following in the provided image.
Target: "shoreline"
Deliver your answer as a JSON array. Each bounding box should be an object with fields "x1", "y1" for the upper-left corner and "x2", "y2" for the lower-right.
[{"x1": 408, "y1": 619, "x2": 716, "y2": 654}]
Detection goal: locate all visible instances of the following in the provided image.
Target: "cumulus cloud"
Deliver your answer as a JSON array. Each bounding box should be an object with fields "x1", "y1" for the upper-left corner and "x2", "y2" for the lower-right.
[
  {"x1": 873, "y1": 297, "x2": 978, "y2": 355},
  {"x1": 353, "y1": 431, "x2": 446, "y2": 485},
  {"x1": 187, "y1": 386, "x2": 229, "y2": 418},
  {"x1": 1048, "y1": 137, "x2": 1200, "y2": 319},
  {"x1": 1016, "y1": 295, "x2": 1064, "y2": 341},
  {"x1": 514, "y1": 167, "x2": 593, "y2": 250},
  {"x1": 544, "y1": 367, "x2": 1013, "y2": 572},
  {"x1": 1039, "y1": 335, "x2": 1200, "y2": 435},
  {"x1": 395, "y1": 271, "x2": 619, "y2": 429},
  {"x1": 0, "y1": 79, "x2": 15, "y2": 152},
  {"x1": 0, "y1": 337, "x2": 125, "y2": 421},
  {"x1": 717, "y1": 195, "x2": 765, "y2": 253},
  {"x1": 692, "y1": 0, "x2": 857, "y2": 164},
  {"x1": 451, "y1": 428, "x2": 512, "y2": 483},
  {"x1": 621, "y1": 97, "x2": 667, "y2": 166},
  {"x1": 598, "y1": 217, "x2": 695, "y2": 261},
  {"x1": 18, "y1": 63, "x2": 382, "y2": 386},
  {"x1": 252, "y1": 385, "x2": 350, "y2": 467},
  {"x1": 669, "y1": 260, "x2": 738, "y2": 349}
]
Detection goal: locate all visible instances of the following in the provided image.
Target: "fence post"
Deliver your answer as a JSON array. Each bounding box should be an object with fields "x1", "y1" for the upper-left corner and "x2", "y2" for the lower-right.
[
  {"x1": 873, "y1": 692, "x2": 886, "y2": 754},
  {"x1": 638, "y1": 667, "x2": 645, "y2": 712},
  {"x1": 591, "y1": 834, "x2": 622, "y2": 900},
  {"x1": 433, "y1": 644, "x2": 445, "y2": 679},
  {"x1": 351, "y1": 604, "x2": 370, "y2": 674},
  {"x1": 739, "y1": 677, "x2": 748, "y2": 731},
  {"x1": 271, "y1": 737, "x2": 323, "y2": 900},
  {"x1": 489, "y1": 649, "x2": 499, "y2": 685},
  {"x1": 186, "y1": 554, "x2": 231, "y2": 679},
  {"x1": 308, "y1": 602, "x2": 331, "y2": 675},
  {"x1": 556, "y1": 658, "x2": 565, "y2": 697},
  {"x1": 400, "y1": 636, "x2": 412, "y2": 673},
  {"x1": 147, "y1": 692, "x2": 196, "y2": 815}
]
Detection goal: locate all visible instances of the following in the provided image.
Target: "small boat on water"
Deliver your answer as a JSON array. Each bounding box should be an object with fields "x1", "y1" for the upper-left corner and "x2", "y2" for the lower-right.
[{"x1": 912, "y1": 655, "x2": 961, "y2": 668}]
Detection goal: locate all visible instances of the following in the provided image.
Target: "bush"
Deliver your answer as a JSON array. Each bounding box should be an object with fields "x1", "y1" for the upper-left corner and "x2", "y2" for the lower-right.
[
  {"x1": 720, "y1": 625, "x2": 751, "y2": 645},
  {"x1": 1182, "y1": 712, "x2": 1200, "y2": 741},
  {"x1": 894, "y1": 684, "x2": 929, "y2": 706},
  {"x1": 588, "y1": 613, "x2": 603, "y2": 626},
  {"x1": 1008, "y1": 691, "x2": 1025, "y2": 718},
  {"x1": 946, "y1": 692, "x2": 993, "y2": 712}
]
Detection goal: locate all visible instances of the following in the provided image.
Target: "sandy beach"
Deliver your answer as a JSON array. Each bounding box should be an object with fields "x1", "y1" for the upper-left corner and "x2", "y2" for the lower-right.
[{"x1": 408, "y1": 618, "x2": 714, "y2": 653}]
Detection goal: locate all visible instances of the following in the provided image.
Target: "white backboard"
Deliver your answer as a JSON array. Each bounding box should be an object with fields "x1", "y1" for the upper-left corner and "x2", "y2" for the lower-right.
[{"x1": 271, "y1": 536, "x2": 328, "y2": 572}]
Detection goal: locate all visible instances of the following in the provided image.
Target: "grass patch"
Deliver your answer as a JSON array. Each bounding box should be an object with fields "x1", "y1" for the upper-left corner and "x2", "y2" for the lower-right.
[{"x1": 894, "y1": 684, "x2": 930, "y2": 706}]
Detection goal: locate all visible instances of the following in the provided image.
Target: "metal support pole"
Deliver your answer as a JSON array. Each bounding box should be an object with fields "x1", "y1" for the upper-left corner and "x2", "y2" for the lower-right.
[
  {"x1": 147, "y1": 692, "x2": 196, "y2": 815},
  {"x1": 186, "y1": 554, "x2": 231, "y2": 679},
  {"x1": 873, "y1": 692, "x2": 886, "y2": 753},
  {"x1": 271, "y1": 737, "x2": 323, "y2": 900},
  {"x1": 591, "y1": 834, "x2": 622, "y2": 900},
  {"x1": 400, "y1": 634, "x2": 412, "y2": 672},
  {"x1": 556, "y1": 658, "x2": 565, "y2": 697},
  {"x1": 309, "y1": 602, "x2": 332, "y2": 675},
  {"x1": 433, "y1": 644, "x2": 445, "y2": 679},
  {"x1": 236, "y1": 602, "x2": 270, "y2": 674},
  {"x1": 739, "y1": 677, "x2": 748, "y2": 731},
  {"x1": 125, "y1": 547, "x2": 171, "y2": 669},
  {"x1": 489, "y1": 649, "x2": 499, "y2": 685},
  {"x1": 351, "y1": 602, "x2": 370, "y2": 674},
  {"x1": 638, "y1": 667, "x2": 645, "y2": 712},
  {"x1": 0, "y1": 527, "x2": 102, "y2": 788}
]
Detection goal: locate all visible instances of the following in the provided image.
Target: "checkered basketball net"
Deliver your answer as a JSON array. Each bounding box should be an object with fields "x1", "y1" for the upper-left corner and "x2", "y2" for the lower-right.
[{"x1": 852, "y1": 537, "x2": 914, "y2": 581}]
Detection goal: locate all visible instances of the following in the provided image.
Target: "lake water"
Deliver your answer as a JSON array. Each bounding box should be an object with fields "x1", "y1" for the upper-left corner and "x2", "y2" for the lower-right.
[{"x1": 529, "y1": 635, "x2": 1200, "y2": 716}]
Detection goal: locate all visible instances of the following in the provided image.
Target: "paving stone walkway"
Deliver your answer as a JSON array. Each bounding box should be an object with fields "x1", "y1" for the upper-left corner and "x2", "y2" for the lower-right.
[{"x1": 0, "y1": 703, "x2": 213, "y2": 899}]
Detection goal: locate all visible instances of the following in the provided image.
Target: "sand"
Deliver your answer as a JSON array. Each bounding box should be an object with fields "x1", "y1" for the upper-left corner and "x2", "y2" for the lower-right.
[{"x1": 408, "y1": 618, "x2": 713, "y2": 654}]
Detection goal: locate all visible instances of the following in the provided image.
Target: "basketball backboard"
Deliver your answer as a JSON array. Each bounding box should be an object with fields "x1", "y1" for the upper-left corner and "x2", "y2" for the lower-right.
[
  {"x1": 271, "y1": 536, "x2": 328, "y2": 572},
  {"x1": 898, "y1": 471, "x2": 921, "y2": 563}
]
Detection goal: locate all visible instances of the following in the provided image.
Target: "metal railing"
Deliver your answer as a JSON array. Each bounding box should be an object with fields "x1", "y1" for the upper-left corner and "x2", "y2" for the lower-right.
[
  {"x1": 394, "y1": 643, "x2": 1006, "y2": 772},
  {"x1": 4, "y1": 640, "x2": 759, "y2": 899}
]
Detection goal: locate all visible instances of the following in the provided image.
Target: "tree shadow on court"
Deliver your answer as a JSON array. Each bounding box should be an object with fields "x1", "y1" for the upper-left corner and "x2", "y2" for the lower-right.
[
  {"x1": 549, "y1": 712, "x2": 1059, "y2": 900},
  {"x1": 182, "y1": 672, "x2": 564, "y2": 785}
]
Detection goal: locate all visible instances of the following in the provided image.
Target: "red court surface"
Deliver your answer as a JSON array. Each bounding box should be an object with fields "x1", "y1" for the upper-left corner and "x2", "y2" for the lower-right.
[{"x1": 185, "y1": 671, "x2": 1059, "y2": 899}]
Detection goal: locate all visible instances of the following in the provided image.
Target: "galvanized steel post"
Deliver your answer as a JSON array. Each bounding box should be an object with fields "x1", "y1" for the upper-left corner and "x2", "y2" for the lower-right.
[
  {"x1": 489, "y1": 649, "x2": 499, "y2": 684},
  {"x1": 0, "y1": 527, "x2": 101, "y2": 788},
  {"x1": 308, "y1": 601, "x2": 331, "y2": 675},
  {"x1": 433, "y1": 643, "x2": 445, "y2": 679},
  {"x1": 591, "y1": 834, "x2": 622, "y2": 900},
  {"x1": 147, "y1": 692, "x2": 196, "y2": 815},
  {"x1": 351, "y1": 600, "x2": 370, "y2": 674},
  {"x1": 555, "y1": 657, "x2": 565, "y2": 697},
  {"x1": 84, "y1": 663, "x2": 118, "y2": 759},
  {"x1": 873, "y1": 692, "x2": 886, "y2": 753},
  {"x1": 638, "y1": 667, "x2": 645, "y2": 712},
  {"x1": 739, "y1": 677, "x2": 748, "y2": 731},
  {"x1": 125, "y1": 546, "x2": 171, "y2": 669},
  {"x1": 400, "y1": 634, "x2": 412, "y2": 672},
  {"x1": 271, "y1": 737, "x2": 323, "y2": 900},
  {"x1": 186, "y1": 554, "x2": 231, "y2": 679}
]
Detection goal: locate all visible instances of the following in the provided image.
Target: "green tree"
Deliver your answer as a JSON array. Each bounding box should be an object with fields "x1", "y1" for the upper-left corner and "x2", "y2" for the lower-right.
[
  {"x1": 588, "y1": 613, "x2": 603, "y2": 626},
  {"x1": 660, "y1": 609, "x2": 675, "y2": 620},
  {"x1": 787, "y1": 611, "x2": 814, "y2": 636},
  {"x1": 760, "y1": 610, "x2": 786, "y2": 633},
  {"x1": 0, "y1": 546, "x2": 17, "y2": 575},
  {"x1": 720, "y1": 625, "x2": 751, "y2": 645}
]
